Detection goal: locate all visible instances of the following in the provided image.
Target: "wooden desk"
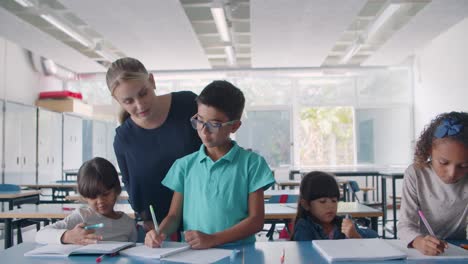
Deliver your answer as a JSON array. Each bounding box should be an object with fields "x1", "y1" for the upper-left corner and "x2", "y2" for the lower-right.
[
  {"x1": 0, "y1": 204, "x2": 134, "y2": 249},
  {"x1": 290, "y1": 167, "x2": 383, "y2": 200},
  {"x1": 380, "y1": 171, "x2": 404, "y2": 239},
  {"x1": 20, "y1": 183, "x2": 77, "y2": 202},
  {"x1": 0, "y1": 190, "x2": 41, "y2": 211},
  {"x1": 265, "y1": 202, "x2": 382, "y2": 231},
  {"x1": 264, "y1": 189, "x2": 299, "y2": 199},
  {"x1": 65, "y1": 191, "x2": 129, "y2": 202},
  {"x1": 275, "y1": 179, "x2": 351, "y2": 201}
]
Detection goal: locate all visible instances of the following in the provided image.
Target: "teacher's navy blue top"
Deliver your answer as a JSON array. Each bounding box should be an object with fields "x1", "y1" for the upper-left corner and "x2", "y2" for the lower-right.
[{"x1": 114, "y1": 91, "x2": 201, "y2": 222}]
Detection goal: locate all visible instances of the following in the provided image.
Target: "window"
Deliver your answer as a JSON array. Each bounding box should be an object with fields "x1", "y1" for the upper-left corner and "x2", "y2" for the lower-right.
[{"x1": 299, "y1": 107, "x2": 354, "y2": 166}]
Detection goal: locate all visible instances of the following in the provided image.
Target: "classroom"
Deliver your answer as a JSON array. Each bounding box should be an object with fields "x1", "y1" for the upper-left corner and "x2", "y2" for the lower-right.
[{"x1": 0, "y1": 0, "x2": 467, "y2": 263}]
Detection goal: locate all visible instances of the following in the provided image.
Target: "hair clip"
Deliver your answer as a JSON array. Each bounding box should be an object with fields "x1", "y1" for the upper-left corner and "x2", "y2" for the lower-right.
[{"x1": 434, "y1": 118, "x2": 464, "y2": 138}]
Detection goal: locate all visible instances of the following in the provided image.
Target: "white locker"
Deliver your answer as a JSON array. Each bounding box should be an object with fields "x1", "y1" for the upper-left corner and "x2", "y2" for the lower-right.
[
  {"x1": 63, "y1": 114, "x2": 83, "y2": 170},
  {"x1": 4, "y1": 102, "x2": 37, "y2": 185},
  {"x1": 37, "y1": 109, "x2": 63, "y2": 184},
  {"x1": 0, "y1": 100, "x2": 3, "y2": 183}
]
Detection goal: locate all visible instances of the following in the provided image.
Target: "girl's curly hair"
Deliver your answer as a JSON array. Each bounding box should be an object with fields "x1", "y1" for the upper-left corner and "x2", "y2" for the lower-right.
[{"x1": 414, "y1": 111, "x2": 468, "y2": 168}]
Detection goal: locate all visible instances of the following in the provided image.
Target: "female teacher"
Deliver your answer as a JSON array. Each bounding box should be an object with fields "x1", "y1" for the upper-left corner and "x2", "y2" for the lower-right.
[{"x1": 106, "y1": 57, "x2": 201, "y2": 232}]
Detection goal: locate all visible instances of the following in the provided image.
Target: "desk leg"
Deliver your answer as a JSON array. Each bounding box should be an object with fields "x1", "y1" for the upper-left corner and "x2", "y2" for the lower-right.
[
  {"x1": 381, "y1": 177, "x2": 387, "y2": 238},
  {"x1": 371, "y1": 217, "x2": 378, "y2": 232},
  {"x1": 5, "y1": 218, "x2": 12, "y2": 249},
  {"x1": 392, "y1": 177, "x2": 397, "y2": 239}
]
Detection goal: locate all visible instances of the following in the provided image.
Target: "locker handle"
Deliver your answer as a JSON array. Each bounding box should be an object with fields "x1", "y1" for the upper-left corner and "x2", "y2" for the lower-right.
[
  {"x1": 47, "y1": 156, "x2": 49, "y2": 164},
  {"x1": 17, "y1": 157, "x2": 19, "y2": 165},
  {"x1": 23, "y1": 157, "x2": 26, "y2": 165}
]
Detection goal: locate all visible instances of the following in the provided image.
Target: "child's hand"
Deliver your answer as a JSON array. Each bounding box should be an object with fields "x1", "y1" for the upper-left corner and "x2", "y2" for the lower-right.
[
  {"x1": 144, "y1": 230, "x2": 166, "y2": 248},
  {"x1": 341, "y1": 218, "x2": 362, "y2": 238},
  {"x1": 412, "y1": 235, "x2": 448, "y2": 256},
  {"x1": 61, "y1": 223, "x2": 103, "y2": 245},
  {"x1": 184, "y1": 230, "x2": 214, "y2": 249}
]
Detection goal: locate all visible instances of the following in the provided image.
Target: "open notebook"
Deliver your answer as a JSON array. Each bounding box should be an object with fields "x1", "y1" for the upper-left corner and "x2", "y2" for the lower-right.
[
  {"x1": 119, "y1": 242, "x2": 234, "y2": 263},
  {"x1": 24, "y1": 241, "x2": 135, "y2": 257},
  {"x1": 386, "y1": 240, "x2": 468, "y2": 260},
  {"x1": 312, "y1": 238, "x2": 407, "y2": 262}
]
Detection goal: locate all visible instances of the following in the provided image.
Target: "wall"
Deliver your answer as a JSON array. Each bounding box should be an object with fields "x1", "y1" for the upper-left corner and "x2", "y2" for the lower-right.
[
  {"x1": 413, "y1": 17, "x2": 468, "y2": 137},
  {"x1": 356, "y1": 107, "x2": 413, "y2": 166},
  {"x1": 0, "y1": 35, "x2": 64, "y2": 104}
]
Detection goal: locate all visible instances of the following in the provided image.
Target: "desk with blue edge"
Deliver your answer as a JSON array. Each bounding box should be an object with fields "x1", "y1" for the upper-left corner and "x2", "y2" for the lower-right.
[{"x1": 2, "y1": 241, "x2": 467, "y2": 264}]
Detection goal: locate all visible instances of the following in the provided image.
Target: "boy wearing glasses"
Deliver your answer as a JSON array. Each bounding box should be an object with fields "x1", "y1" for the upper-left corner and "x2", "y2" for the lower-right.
[{"x1": 145, "y1": 80, "x2": 275, "y2": 249}]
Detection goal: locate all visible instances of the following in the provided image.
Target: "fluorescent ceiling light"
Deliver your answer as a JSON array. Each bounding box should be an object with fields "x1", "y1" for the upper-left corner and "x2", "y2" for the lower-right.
[
  {"x1": 224, "y1": 45, "x2": 237, "y2": 66},
  {"x1": 95, "y1": 48, "x2": 117, "y2": 62},
  {"x1": 211, "y1": 1, "x2": 231, "y2": 42},
  {"x1": 40, "y1": 14, "x2": 92, "y2": 48},
  {"x1": 14, "y1": 0, "x2": 34, "y2": 7},
  {"x1": 366, "y1": 3, "x2": 402, "y2": 41},
  {"x1": 339, "y1": 41, "x2": 362, "y2": 65}
]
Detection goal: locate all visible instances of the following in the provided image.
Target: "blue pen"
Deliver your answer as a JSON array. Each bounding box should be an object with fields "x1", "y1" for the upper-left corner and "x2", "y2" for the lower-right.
[{"x1": 84, "y1": 223, "x2": 104, "y2": 230}]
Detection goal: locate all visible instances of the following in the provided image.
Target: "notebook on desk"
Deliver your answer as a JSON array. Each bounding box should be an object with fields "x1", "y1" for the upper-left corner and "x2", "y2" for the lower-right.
[
  {"x1": 119, "y1": 242, "x2": 234, "y2": 263},
  {"x1": 24, "y1": 241, "x2": 135, "y2": 257},
  {"x1": 312, "y1": 238, "x2": 407, "y2": 262},
  {"x1": 386, "y1": 240, "x2": 468, "y2": 260}
]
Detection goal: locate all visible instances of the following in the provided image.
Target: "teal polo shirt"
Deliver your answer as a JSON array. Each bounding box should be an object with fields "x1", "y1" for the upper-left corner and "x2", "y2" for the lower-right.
[{"x1": 162, "y1": 141, "x2": 275, "y2": 244}]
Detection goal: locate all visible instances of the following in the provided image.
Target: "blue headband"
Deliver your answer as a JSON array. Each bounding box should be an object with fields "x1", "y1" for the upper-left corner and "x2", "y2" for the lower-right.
[{"x1": 434, "y1": 118, "x2": 464, "y2": 138}]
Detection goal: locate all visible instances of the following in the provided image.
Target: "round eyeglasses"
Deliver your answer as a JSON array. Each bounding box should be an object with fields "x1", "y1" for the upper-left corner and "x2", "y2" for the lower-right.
[{"x1": 190, "y1": 115, "x2": 238, "y2": 133}]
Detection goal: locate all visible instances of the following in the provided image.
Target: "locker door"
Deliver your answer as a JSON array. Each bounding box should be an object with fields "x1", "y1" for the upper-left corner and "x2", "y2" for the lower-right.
[
  {"x1": 50, "y1": 111, "x2": 63, "y2": 181},
  {"x1": 19, "y1": 105, "x2": 37, "y2": 184},
  {"x1": 4, "y1": 103, "x2": 22, "y2": 184},
  {"x1": 38, "y1": 109, "x2": 62, "y2": 183},
  {"x1": 38, "y1": 109, "x2": 51, "y2": 183},
  {"x1": 63, "y1": 114, "x2": 82, "y2": 170},
  {"x1": 0, "y1": 100, "x2": 3, "y2": 183}
]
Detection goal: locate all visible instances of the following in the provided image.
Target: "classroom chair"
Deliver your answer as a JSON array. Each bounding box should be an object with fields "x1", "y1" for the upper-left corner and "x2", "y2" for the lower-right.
[
  {"x1": 0, "y1": 184, "x2": 20, "y2": 192},
  {"x1": 347, "y1": 181, "x2": 377, "y2": 204},
  {"x1": 347, "y1": 181, "x2": 384, "y2": 228},
  {"x1": 264, "y1": 194, "x2": 298, "y2": 241}
]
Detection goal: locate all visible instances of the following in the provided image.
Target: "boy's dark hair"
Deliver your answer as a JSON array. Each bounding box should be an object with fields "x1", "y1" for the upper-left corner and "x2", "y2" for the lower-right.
[
  {"x1": 414, "y1": 111, "x2": 468, "y2": 168},
  {"x1": 196, "y1": 80, "x2": 245, "y2": 120},
  {"x1": 77, "y1": 157, "x2": 122, "y2": 199},
  {"x1": 291, "y1": 171, "x2": 340, "y2": 240}
]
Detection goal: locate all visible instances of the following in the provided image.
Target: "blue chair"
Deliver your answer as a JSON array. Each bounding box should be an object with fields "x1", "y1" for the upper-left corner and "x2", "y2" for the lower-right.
[
  {"x1": 0, "y1": 184, "x2": 20, "y2": 193},
  {"x1": 265, "y1": 195, "x2": 299, "y2": 240}
]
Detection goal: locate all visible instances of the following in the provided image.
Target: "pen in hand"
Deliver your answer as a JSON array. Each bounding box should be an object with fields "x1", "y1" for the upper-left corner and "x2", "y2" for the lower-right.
[
  {"x1": 149, "y1": 205, "x2": 159, "y2": 234},
  {"x1": 417, "y1": 210, "x2": 447, "y2": 249},
  {"x1": 84, "y1": 223, "x2": 104, "y2": 230}
]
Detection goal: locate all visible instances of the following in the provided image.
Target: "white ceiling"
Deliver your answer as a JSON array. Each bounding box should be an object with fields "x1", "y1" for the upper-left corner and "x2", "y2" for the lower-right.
[
  {"x1": 58, "y1": 0, "x2": 211, "y2": 71},
  {"x1": 0, "y1": 0, "x2": 467, "y2": 73},
  {"x1": 251, "y1": 0, "x2": 367, "y2": 67},
  {"x1": 364, "y1": 0, "x2": 468, "y2": 65}
]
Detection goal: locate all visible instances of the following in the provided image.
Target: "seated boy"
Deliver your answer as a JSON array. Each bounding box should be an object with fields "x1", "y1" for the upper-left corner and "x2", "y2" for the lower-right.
[{"x1": 145, "y1": 80, "x2": 275, "y2": 249}]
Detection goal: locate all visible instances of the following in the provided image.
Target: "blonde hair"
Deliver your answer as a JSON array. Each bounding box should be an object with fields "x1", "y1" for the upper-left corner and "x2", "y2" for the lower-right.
[{"x1": 106, "y1": 57, "x2": 150, "y2": 123}]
